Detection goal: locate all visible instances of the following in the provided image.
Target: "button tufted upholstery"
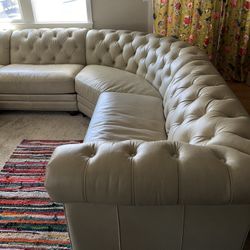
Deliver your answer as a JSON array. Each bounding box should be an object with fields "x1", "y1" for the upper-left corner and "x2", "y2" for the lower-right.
[
  {"x1": 0, "y1": 30, "x2": 12, "y2": 65},
  {"x1": 86, "y1": 29, "x2": 208, "y2": 94},
  {"x1": 11, "y1": 28, "x2": 87, "y2": 64},
  {"x1": 46, "y1": 140, "x2": 250, "y2": 205},
  {"x1": 45, "y1": 29, "x2": 250, "y2": 250},
  {"x1": 83, "y1": 30, "x2": 250, "y2": 155},
  {"x1": 0, "y1": 28, "x2": 87, "y2": 111},
  {"x1": 163, "y1": 60, "x2": 250, "y2": 152},
  {"x1": 0, "y1": 28, "x2": 249, "y2": 250}
]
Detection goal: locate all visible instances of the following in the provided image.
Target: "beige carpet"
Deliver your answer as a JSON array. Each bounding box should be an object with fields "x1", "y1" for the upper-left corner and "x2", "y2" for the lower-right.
[{"x1": 0, "y1": 111, "x2": 89, "y2": 169}]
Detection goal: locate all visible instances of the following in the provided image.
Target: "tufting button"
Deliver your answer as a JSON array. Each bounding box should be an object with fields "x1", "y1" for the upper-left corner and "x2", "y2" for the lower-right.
[
  {"x1": 90, "y1": 153, "x2": 95, "y2": 158},
  {"x1": 221, "y1": 158, "x2": 225, "y2": 163},
  {"x1": 129, "y1": 148, "x2": 137, "y2": 158},
  {"x1": 130, "y1": 152, "x2": 136, "y2": 157},
  {"x1": 172, "y1": 153, "x2": 179, "y2": 158},
  {"x1": 88, "y1": 146, "x2": 96, "y2": 158}
]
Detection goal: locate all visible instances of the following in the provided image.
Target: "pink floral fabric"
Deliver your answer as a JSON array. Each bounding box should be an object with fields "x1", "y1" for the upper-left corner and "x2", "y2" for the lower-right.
[{"x1": 153, "y1": 0, "x2": 250, "y2": 82}]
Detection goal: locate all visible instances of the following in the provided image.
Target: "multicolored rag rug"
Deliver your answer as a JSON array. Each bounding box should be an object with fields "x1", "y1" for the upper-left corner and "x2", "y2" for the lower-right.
[{"x1": 0, "y1": 140, "x2": 82, "y2": 249}]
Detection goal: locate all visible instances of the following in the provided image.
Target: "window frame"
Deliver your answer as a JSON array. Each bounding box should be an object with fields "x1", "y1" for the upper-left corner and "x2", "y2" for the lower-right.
[{"x1": 0, "y1": 0, "x2": 93, "y2": 29}]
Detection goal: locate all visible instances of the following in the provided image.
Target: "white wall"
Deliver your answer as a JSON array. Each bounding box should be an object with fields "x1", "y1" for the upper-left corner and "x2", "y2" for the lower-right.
[
  {"x1": 0, "y1": 0, "x2": 152, "y2": 32},
  {"x1": 91, "y1": 0, "x2": 150, "y2": 32}
]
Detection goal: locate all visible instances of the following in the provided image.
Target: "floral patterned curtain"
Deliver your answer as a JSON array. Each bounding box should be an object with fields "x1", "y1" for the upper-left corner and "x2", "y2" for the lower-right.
[{"x1": 153, "y1": 0, "x2": 250, "y2": 82}]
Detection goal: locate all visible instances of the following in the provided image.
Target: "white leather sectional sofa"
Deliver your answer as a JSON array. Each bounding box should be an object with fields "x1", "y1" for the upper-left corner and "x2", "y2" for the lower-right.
[
  {"x1": 0, "y1": 28, "x2": 250, "y2": 250},
  {"x1": 0, "y1": 29, "x2": 86, "y2": 110}
]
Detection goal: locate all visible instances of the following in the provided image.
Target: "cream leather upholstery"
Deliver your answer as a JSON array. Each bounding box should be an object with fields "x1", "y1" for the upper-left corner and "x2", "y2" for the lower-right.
[
  {"x1": 0, "y1": 28, "x2": 87, "y2": 111},
  {"x1": 86, "y1": 29, "x2": 208, "y2": 95},
  {"x1": 11, "y1": 28, "x2": 87, "y2": 65},
  {"x1": 163, "y1": 60, "x2": 250, "y2": 150},
  {"x1": 0, "y1": 94, "x2": 77, "y2": 111},
  {"x1": 0, "y1": 30, "x2": 12, "y2": 65},
  {"x1": 46, "y1": 29, "x2": 250, "y2": 250},
  {"x1": 47, "y1": 140, "x2": 250, "y2": 205},
  {"x1": 76, "y1": 65, "x2": 160, "y2": 116},
  {"x1": 47, "y1": 141, "x2": 250, "y2": 249},
  {"x1": 65, "y1": 203, "x2": 250, "y2": 250},
  {"x1": 84, "y1": 92, "x2": 166, "y2": 142},
  {"x1": 0, "y1": 28, "x2": 249, "y2": 249},
  {"x1": 0, "y1": 64, "x2": 83, "y2": 94}
]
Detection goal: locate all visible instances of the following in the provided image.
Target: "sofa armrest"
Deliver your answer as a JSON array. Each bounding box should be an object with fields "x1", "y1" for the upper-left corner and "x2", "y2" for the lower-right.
[{"x1": 45, "y1": 140, "x2": 250, "y2": 205}]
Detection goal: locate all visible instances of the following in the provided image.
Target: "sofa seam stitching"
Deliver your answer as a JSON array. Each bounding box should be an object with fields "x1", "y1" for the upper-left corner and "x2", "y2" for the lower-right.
[
  {"x1": 225, "y1": 163, "x2": 233, "y2": 204},
  {"x1": 176, "y1": 143, "x2": 181, "y2": 204},
  {"x1": 177, "y1": 157, "x2": 180, "y2": 204},
  {"x1": 116, "y1": 205, "x2": 122, "y2": 250},
  {"x1": 131, "y1": 157, "x2": 135, "y2": 205},
  {"x1": 83, "y1": 158, "x2": 89, "y2": 202},
  {"x1": 180, "y1": 205, "x2": 186, "y2": 250}
]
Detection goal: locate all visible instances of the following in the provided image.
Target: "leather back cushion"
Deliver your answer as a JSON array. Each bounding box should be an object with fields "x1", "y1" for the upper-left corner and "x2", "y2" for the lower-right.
[
  {"x1": 86, "y1": 30, "x2": 207, "y2": 95},
  {"x1": 11, "y1": 28, "x2": 87, "y2": 64},
  {"x1": 0, "y1": 30, "x2": 12, "y2": 65},
  {"x1": 86, "y1": 29, "x2": 250, "y2": 150},
  {"x1": 164, "y1": 60, "x2": 250, "y2": 147}
]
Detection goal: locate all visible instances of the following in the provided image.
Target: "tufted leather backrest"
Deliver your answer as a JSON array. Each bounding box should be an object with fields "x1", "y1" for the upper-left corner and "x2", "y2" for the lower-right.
[
  {"x1": 0, "y1": 30, "x2": 12, "y2": 65},
  {"x1": 86, "y1": 29, "x2": 250, "y2": 152},
  {"x1": 86, "y1": 29, "x2": 207, "y2": 93},
  {"x1": 11, "y1": 28, "x2": 87, "y2": 64},
  {"x1": 86, "y1": 29, "x2": 146, "y2": 70},
  {"x1": 164, "y1": 59, "x2": 250, "y2": 150}
]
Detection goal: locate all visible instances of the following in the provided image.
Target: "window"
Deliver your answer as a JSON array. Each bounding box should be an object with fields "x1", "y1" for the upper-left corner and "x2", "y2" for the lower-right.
[
  {"x1": 32, "y1": 0, "x2": 89, "y2": 23},
  {"x1": 0, "y1": 0, "x2": 92, "y2": 27},
  {"x1": 0, "y1": 0, "x2": 22, "y2": 22}
]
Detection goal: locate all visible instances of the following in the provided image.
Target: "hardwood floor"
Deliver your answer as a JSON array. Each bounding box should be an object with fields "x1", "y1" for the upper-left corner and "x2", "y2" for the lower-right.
[{"x1": 227, "y1": 81, "x2": 250, "y2": 114}]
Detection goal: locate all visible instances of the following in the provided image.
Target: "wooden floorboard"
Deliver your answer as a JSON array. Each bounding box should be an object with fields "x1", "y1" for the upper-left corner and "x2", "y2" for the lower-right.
[{"x1": 227, "y1": 82, "x2": 250, "y2": 114}]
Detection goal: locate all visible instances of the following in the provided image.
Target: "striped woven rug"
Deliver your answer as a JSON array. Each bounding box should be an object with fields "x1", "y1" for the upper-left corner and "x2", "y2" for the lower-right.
[{"x1": 0, "y1": 139, "x2": 82, "y2": 249}]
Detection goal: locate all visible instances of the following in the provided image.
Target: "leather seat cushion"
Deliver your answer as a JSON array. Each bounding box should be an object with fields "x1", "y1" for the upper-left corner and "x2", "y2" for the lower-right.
[
  {"x1": 84, "y1": 92, "x2": 167, "y2": 142},
  {"x1": 75, "y1": 65, "x2": 161, "y2": 108},
  {"x1": 0, "y1": 64, "x2": 83, "y2": 94}
]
